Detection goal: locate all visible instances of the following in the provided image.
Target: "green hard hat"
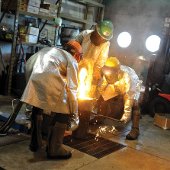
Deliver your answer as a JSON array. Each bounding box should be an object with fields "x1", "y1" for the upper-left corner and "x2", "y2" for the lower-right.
[{"x1": 96, "y1": 20, "x2": 113, "y2": 40}]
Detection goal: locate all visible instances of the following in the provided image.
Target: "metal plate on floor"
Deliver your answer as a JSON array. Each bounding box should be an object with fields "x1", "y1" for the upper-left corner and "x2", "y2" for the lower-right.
[
  {"x1": 64, "y1": 133, "x2": 126, "y2": 159},
  {"x1": 0, "y1": 121, "x2": 29, "y2": 147},
  {"x1": 0, "y1": 133, "x2": 29, "y2": 147}
]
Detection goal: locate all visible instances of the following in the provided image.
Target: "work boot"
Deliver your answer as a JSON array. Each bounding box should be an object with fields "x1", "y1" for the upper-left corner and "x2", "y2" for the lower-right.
[
  {"x1": 126, "y1": 127, "x2": 139, "y2": 140},
  {"x1": 47, "y1": 121, "x2": 72, "y2": 159},
  {"x1": 29, "y1": 107, "x2": 43, "y2": 152},
  {"x1": 126, "y1": 103, "x2": 140, "y2": 140}
]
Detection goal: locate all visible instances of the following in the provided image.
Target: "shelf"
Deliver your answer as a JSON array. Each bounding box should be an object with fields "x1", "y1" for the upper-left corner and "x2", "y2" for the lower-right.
[
  {"x1": 74, "y1": 0, "x2": 104, "y2": 8},
  {"x1": 19, "y1": 10, "x2": 96, "y2": 26},
  {"x1": 18, "y1": 10, "x2": 55, "y2": 21},
  {"x1": 18, "y1": 42, "x2": 48, "y2": 47},
  {"x1": 17, "y1": 42, "x2": 62, "y2": 48},
  {"x1": 60, "y1": 13, "x2": 96, "y2": 25}
]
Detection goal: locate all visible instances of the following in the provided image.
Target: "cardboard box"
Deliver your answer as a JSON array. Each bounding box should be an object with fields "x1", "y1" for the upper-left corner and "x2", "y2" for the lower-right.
[
  {"x1": 40, "y1": 4, "x2": 50, "y2": 9},
  {"x1": 26, "y1": 34, "x2": 38, "y2": 43},
  {"x1": 39, "y1": 8, "x2": 50, "y2": 13},
  {"x1": 28, "y1": 0, "x2": 41, "y2": 8},
  {"x1": 154, "y1": 113, "x2": 170, "y2": 130},
  {"x1": 49, "y1": 5, "x2": 58, "y2": 17},
  {"x1": 27, "y1": 5, "x2": 39, "y2": 14},
  {"x1": 27, "y1": 27, "x2": 39, "y2": 36},
  {"x1": 43, "y1": 0, "x2": 56, "y2": 4}
]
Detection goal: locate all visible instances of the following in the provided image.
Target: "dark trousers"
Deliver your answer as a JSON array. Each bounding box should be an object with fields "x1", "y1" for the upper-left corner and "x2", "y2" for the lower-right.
[
  {"x1": 30, "y1": 107, "x2": 43, "y2": 150},
  {"x1": 31, "y1": 107, "x2": 70, "y2": 147}
]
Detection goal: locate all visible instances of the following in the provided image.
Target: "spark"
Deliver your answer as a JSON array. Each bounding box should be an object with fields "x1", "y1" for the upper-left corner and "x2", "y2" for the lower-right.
[{"x1": 95, "y1": 125, "x2": 117, "y2": 141}]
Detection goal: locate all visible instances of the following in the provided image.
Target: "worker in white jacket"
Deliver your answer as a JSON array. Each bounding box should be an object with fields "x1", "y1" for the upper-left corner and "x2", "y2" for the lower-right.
[
  {"x1": 75, "y1": 20, "x2": 114, "y2": 97},
  {"x1": 97, "y1": 57, "x2": 142, "y2": 140},
  {"x1": 21, "y1": 40, "x2": 82, "y2": 159}
]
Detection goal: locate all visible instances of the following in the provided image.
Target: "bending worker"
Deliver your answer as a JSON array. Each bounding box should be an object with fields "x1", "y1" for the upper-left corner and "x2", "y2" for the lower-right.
[
  {"x1": 97, "y1": 57, "x2": 142, "y2": 140},
  {"x1": 21, "y1": 40, "x2": 82, "y2": 159},
  {"x1": 75, "y1": 20, "x2": 114, "y2": 97}
]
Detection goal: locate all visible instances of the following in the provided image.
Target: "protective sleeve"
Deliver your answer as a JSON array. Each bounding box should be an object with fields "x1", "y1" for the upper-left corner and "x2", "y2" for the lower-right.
[
  {"x1": 93, "y1": 42, "x2": 110, "y2": 83},
  {"x1": 97, "y1": 76, "x2": 108, "y2": 97},
  {"x1": 25, "y1": 52, "x2": 39, "y2": 82},
  {"x1": 66, "y1": 57, "x2": 80, "y2": 131},
  {"x1": 120, "y1": 67, "x2": 142, "y2": 123},
  {"x1": 120, "y1": 94, "x2": 134, "y2": 123},
  {"x1": 66, "y1": 59, "x2": 79, "y2": 114},
  {"x1": 118, "y1": 72, "x2": 133, "y2": 123}
]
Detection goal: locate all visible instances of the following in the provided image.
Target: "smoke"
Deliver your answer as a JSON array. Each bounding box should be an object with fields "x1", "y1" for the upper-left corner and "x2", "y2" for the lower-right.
[{"x1": 104, "y1": 0, "x2": 170, "y2": 75}]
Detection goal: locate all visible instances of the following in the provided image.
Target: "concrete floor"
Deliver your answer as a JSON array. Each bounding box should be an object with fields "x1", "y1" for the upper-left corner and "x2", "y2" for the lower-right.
[{"x1": 0, "y1": 95, "x2": 170, "y2": 170}]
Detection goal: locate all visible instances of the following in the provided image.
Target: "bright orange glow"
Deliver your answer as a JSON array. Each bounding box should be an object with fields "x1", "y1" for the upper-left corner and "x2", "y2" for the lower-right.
[{"x1": 78, "y1": 68, "x2": 91, "y2": 99}]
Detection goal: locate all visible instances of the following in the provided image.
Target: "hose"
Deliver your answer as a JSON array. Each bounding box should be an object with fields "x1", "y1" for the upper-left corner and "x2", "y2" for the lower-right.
[
  {"x1": 0, "y1": 100, "x2": 23, "y2": 135},
  {"x1": 0, "y1": 48, "x2": 6, "y2": 74}
]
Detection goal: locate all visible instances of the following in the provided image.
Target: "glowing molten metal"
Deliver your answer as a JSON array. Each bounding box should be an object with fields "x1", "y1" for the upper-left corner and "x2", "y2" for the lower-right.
[{"x1": 78, "y1": 67, "x2": 91, "y2": 100}]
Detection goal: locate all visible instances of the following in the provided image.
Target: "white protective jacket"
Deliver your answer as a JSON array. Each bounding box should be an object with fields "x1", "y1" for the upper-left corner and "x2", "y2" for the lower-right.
[
  {"x1": 21, "y1": 47, "x2": 78, "y2": 115},
  {"x1": 98, "y1": 65, "x2": 141, "y2": 122},
  {"x1": 75, "y1": 30, "x2": 110, "y2": 96}
]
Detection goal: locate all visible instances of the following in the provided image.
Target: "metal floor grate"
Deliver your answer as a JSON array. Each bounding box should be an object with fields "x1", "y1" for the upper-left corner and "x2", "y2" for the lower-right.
[{"x1": 64, "y1": 133, "x2": 126, "y2": 159}]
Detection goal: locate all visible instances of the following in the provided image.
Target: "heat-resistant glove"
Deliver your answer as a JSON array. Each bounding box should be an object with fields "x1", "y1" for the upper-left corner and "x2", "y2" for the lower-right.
[
  {"x1": 67, "y1": 113, "x2": 79, "y2": 131},
  {"x1": 68, "y1": 100, "x2": 79, "y2": 131},
  {"x1": 120, "y1": 112, "x2": 131, "y2": 124},
  {"x1": 120, "y1": 99, "x2": 133, "y2": 123},
  {"x1": 69, "y1": 100, "x2": 78, "y2": 115}
]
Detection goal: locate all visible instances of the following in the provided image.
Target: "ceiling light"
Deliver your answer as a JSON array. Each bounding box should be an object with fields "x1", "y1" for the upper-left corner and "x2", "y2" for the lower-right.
[
  {"x1": 145, "y1": 35, "x2": 161, "y2": 52},
  {"x1": 117, "y1": 32, "x2": 132, "y2": 48}
]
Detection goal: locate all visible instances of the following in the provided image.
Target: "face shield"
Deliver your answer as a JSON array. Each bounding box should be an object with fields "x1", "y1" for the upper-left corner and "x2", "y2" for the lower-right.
[
  {"x1": 65, "y1": 40, "x2": 83, "y2": 62},
  {"x1": 102, "y1": 66, "x2": 119, "y2": 84},
  {"x1": 102, "y1": 57, "x2": 120, "y2": 83}
]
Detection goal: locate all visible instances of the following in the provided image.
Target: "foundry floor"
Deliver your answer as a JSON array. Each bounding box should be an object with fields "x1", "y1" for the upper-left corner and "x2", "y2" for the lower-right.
[{"x1": 0, "y1": 95, "x2": 170, "y2": 170}]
